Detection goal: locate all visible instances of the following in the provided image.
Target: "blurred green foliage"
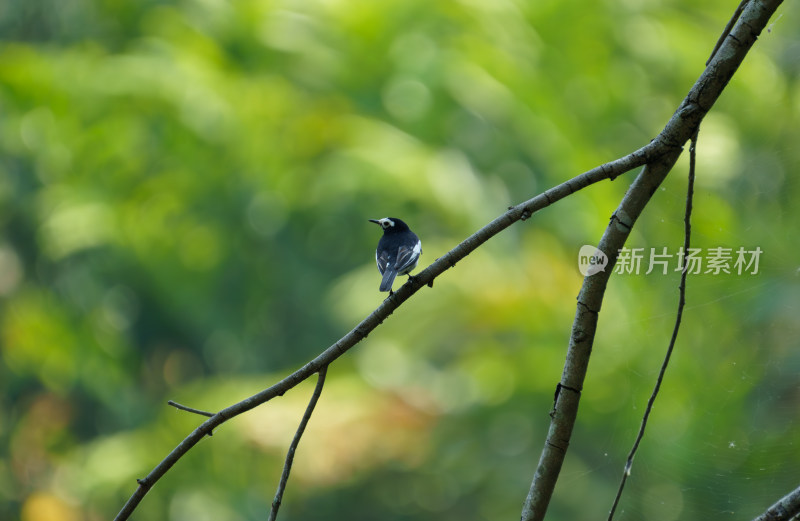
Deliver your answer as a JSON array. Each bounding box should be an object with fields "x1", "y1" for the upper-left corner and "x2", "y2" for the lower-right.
[{"x1": 1, "y1": 0, "x2": 799, "y2": 520}]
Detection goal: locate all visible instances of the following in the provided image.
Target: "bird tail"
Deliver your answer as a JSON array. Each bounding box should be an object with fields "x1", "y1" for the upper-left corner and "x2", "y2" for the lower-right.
[{"x1": 379, "y1": 269, "x2": 398, "y2": 292}]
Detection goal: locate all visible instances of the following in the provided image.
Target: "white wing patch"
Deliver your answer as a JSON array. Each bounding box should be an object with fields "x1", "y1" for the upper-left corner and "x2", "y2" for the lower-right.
[{"x1": 395, "y1": 239, "x2": 422, "y2": 275}]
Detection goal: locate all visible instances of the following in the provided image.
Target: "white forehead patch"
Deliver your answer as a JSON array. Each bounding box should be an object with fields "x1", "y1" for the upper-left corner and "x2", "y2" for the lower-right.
[{"x1": 379, "y1": 218, "x2": 394, "y2": 228}]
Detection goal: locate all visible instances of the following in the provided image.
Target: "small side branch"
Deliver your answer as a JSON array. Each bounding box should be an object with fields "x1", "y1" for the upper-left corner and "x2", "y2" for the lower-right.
[
  {"x1": 167, "y1": 400, "x2": 214, "y2": 418},
  {"x1": 269, "y1": 365, "x2": 329, "y2": 521},
  {"x1": 607, "y1": 130, "x2": 697, "y2": 521}
]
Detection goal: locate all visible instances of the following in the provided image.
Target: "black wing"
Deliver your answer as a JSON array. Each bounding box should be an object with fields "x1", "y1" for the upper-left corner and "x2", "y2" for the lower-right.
[{"x1": 376, "y1": 249, "x2": 391, "y2": 275}]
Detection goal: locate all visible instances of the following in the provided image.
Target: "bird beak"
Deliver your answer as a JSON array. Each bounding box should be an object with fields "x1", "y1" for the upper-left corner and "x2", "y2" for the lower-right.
[{"x1": 368, "y1": 219, "x2": 380, "y2": 224}]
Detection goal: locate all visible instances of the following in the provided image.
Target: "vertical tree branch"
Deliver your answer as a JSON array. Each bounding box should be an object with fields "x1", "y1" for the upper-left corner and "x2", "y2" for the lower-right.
[
  {"x1": 521, "y1": 150, "x2": 683, "y2": 521},
  {"x1": 520, "y1": 2, "x2": 783, "y2": 519}
]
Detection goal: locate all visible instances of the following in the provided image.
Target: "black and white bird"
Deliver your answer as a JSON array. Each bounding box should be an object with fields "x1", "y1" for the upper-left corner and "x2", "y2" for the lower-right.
[{"x1": 369, "y1": 217, "x2": 422, "y2": 293}]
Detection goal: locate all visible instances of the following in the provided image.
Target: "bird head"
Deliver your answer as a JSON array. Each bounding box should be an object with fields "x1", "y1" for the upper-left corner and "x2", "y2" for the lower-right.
[{"x1": 369, "y1": 217, "x2": 409, "y2": 233}]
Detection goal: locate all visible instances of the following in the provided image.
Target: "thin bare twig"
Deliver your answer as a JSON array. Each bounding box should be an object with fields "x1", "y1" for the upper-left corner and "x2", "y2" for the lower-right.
[
  {"x1": 606, "y1": 130, "x2": 697, "y2": 521},
  {"x1": 167, "y1": 400, "x2": 214, "y2": 418},
  {"x1": 269, "y1": 366, "x2": 328, "y2": 521}
]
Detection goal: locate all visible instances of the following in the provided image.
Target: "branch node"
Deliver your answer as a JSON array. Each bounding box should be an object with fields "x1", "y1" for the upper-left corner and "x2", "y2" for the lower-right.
[
  {"x1": 545, "y1": 440, "x2": 567, "y2": 453},
  {"x1": 553, "y1": 382, "x2": 581, "y2": 403},
  {"x1": 610, "y1": 212, "x2": 632, "y2": 232},
  {"x1": 576, "y1": 300, "x2": 599, "y2": 315},
  {"x1": 604, "y1": 163, "x2": 620, "y2": 181}
]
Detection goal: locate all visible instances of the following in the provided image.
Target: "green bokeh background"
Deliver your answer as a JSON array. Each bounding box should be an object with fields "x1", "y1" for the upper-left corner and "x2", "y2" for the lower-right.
[{"x1": 1, "y1": 1, "x2": 798, "y2": 520}]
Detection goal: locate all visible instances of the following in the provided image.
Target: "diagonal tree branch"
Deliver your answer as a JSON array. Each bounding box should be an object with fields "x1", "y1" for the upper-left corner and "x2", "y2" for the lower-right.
[
  {"x1": 113, "y1": 131, "x2": 659, "y2": 521},
  {"x1": 520, "y1": 1, "x2": 783, "y2": 520}
]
